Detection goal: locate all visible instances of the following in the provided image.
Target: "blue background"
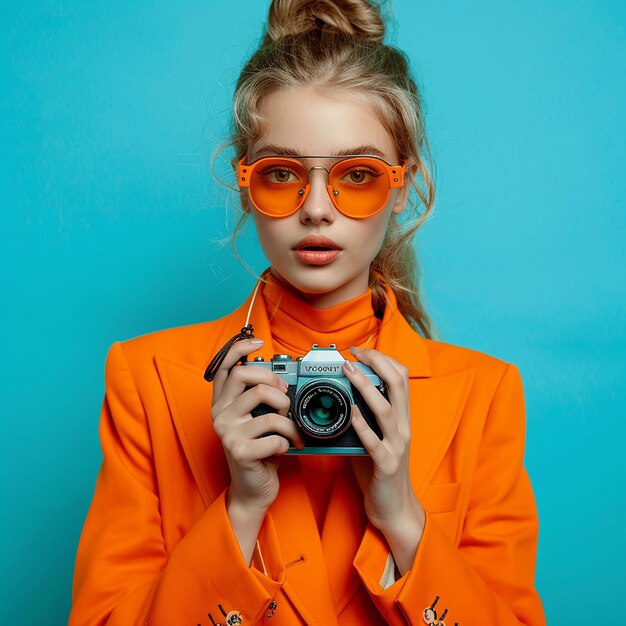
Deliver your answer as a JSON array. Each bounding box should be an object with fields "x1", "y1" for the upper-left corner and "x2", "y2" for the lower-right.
[{"x1": 2, "y1": 1, "x2": 624, "y2": 623}]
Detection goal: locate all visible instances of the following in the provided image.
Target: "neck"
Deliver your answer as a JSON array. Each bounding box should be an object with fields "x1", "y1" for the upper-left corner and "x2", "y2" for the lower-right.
[{"x1": 262, "y1": 269, "x2": 380, "y2": 358}]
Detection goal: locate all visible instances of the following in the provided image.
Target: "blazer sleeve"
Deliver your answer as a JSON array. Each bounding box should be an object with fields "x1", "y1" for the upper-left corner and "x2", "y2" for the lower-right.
[
  {"x1": 69, "y1": 342, "x2": 285, "y2": 626},
  {"x1": 353, "y1": 363, "x2": 546, "y2": 626}
]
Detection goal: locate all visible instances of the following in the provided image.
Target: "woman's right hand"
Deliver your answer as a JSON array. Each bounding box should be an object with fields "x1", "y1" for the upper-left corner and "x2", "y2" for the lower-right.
[{"x1": 210, "y1": 338, "x2": 303, "y2": 561}]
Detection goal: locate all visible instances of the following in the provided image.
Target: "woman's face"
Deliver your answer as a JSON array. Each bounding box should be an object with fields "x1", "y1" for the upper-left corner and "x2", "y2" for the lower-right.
[{"x1": 246, "y1": 86, "x2": 409, "y2": 308}]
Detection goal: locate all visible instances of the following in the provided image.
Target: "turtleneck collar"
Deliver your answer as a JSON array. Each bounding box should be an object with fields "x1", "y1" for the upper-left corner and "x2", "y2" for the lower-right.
[{"x1": 262, "y1": 273, "x2": 380, "y2": 358}]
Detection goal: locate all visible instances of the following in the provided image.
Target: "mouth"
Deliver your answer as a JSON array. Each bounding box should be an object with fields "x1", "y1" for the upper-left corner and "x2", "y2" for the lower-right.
[
  {"x1": 293, "y1": 236, "x2": 342, "y2": 266},
  {"x1": 293, "y1": 236, "x2": 341, "y2": 252}
]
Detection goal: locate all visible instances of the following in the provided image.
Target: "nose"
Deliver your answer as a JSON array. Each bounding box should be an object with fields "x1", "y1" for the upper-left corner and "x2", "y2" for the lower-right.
[{"x1": 298, "y1": 168, "x2": 337, "y2": 224}]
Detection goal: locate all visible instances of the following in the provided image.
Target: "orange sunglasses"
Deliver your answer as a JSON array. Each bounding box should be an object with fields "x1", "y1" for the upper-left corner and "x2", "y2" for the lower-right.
[{"x1": 237, "y1": 155, "x2": 407, "y2": 219}]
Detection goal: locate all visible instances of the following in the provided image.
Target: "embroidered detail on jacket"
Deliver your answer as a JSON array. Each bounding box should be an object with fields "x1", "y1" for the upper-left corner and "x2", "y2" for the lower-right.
[
  {"x1": 423, "y1": 596, "x2": 458, "y2": 626},
  {"x1": 265, "y1": 600, "x2": 277, "y2": 618},
  {"x1": 208, "y1": 604, "x2": 243, "y2": 626}
]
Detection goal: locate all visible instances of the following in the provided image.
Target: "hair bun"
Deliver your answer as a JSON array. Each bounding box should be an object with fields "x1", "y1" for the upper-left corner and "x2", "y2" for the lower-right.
[{"x1": 266, "y1": 0, "x2": 385, "y2": 43}]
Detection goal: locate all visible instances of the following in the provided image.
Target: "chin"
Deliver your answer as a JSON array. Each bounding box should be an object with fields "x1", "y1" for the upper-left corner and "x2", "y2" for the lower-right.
[
  {"x1": 270, "y1": 266, "x2": 368, "y2": 305},
  {"x1": 271, "y1": 268, "x2": 333, "y2": 293}
]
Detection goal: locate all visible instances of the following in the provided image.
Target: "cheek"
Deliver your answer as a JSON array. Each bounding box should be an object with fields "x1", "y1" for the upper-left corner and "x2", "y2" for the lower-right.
[
  {"x1": 250, "y1": 214, "x2": 288, "y2": 257},
  {"x1": 356, "y1": 212, "x2": 393, "y2": 253}
]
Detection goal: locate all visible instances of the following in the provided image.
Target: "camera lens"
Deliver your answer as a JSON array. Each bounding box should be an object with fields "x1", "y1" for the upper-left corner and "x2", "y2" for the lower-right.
[
  {"x1": 308, "y1": 393, "x2": 338, "y2": 426},
  {"x1": 295, "y1": 381, "x2": 351, "y2": 438}
]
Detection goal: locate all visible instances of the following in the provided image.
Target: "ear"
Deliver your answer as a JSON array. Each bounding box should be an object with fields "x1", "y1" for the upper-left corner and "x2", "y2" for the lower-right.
[{"x1": 391, "y1": 163, "x2": 416, "y2": 215}]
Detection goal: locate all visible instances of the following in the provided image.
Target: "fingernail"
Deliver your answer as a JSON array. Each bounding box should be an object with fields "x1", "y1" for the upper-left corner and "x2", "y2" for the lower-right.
[
  {"x1": 343, "y1": 359, "x2": 356, "y2": 373},
  {"x1": 250, "y1": 338, "x2": 264, "y2": 345},
  {"x1": 349, "y1": 346, "x2": 362, "y2": 356},
  {"x1": 280, "y1": 380, "x2": 289, "y2": 392}
]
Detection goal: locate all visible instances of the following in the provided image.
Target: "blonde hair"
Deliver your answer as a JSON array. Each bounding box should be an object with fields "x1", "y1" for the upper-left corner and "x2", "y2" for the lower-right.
[{"x1": 225, "y1": 0, "x2": 436, "y2": 338}]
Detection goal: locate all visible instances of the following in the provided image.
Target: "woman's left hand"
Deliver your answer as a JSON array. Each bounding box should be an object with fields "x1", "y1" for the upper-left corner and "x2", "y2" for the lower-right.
[{"x1": 342, "y1": 346, "x2": 425, "y2": 576}]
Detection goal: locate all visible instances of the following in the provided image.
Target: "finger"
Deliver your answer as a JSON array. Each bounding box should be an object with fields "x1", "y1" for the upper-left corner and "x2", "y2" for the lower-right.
[
  {"x1": 221, "y1": 362, "x2": 289, "y2": 402},
  {"x1": 219, "y1": 383, "x2": 291, "y2": 425},
  {"x1": 237, "y1": 413, "x2": 304, "y2": 449},
  {"x1": 211, "y1": 338, "x2": 265, "y2": 396},
  {"x1": 350, "y1": 347, "x2": 409, "y2": 422},
  {"x1": 231, "y1": 434, "x2": 292, "y2": 467},
  {"x1": 222, "y1": 413, "x2": 304, "y2": 461},
  {"x1": 213, "y1": 365, "x2": 289, "y2": 415},
  {"x1": 380, "y1": 354, "x2": 410, "y2": 417},
  {"x1": 350, "y1": 405, "x2": 388, "y2": 466},
  {"x1": 342, "y1": 358, "x2": 400, "y2": 445}
]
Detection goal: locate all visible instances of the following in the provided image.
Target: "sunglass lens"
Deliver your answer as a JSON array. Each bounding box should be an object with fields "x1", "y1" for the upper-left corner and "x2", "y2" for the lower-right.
[
  {"x1": 328, "y1": 157, "x2": 390, "y2": 218},
  {"x1": 249, "y1": 158, "x2": 308, "y2": 217}
]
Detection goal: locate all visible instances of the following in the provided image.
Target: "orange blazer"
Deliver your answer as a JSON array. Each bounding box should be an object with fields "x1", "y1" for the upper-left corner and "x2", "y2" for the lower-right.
[{"x1": 70, "y1": 288, "x2": 546, "y2": 626}]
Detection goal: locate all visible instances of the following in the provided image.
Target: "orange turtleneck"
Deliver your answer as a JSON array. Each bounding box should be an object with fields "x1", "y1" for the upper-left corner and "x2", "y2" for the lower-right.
[{"x1": 261, "y1": 274, "x2": 380, "y2": 533}]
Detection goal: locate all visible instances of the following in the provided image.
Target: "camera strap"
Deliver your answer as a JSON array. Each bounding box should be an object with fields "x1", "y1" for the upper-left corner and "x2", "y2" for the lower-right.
[{"x1": 203, "y1": 277, "x2": 263, "y2": 382}]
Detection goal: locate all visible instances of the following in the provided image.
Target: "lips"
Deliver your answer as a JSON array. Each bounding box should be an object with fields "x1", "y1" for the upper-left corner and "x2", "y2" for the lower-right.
[
  {"x1": 293, "y1": 235, "x2": 341, "y2": 251},
  {"x1": 293, "y1": 235, "x2": 342, "y2": 266}
]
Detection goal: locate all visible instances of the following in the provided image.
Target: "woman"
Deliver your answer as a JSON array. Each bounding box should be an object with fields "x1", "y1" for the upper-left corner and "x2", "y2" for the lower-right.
[{"x1": 70, "y1": 1, "x2": 545, "y2": 624}]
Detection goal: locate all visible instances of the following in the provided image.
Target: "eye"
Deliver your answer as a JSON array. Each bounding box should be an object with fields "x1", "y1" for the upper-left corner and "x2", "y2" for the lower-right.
[
  {"x1": 339, "y1": 167, "x2": 381, "y2": 186},
  {"x1": 259, "y1": 166, "x2": 301, "y2": 185}
]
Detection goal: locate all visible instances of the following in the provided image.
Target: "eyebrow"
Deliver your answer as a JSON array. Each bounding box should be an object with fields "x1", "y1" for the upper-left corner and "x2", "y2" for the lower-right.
[{"x1": 252, "y1": 144, "x2": 387, "y2": 159}]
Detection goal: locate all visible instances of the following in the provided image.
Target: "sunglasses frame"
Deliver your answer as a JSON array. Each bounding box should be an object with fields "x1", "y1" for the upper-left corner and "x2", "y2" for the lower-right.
[{"x1": 237, "y1": 154, "x2": 407, "y2": 219}]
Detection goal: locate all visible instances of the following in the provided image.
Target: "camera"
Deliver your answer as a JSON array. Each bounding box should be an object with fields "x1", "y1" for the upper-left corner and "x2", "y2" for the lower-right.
[{"x1": 244, "y1": 344, "x2": 385, "y2": 454}]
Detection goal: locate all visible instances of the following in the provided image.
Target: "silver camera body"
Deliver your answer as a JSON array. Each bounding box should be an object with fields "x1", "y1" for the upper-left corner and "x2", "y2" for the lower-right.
[{"x1": 244, "y1": 344, "x2": 385, "y2": 455}]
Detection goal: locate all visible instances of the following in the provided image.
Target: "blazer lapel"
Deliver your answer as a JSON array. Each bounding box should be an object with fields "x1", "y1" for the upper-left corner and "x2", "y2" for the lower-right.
[
  {"x1": 155, "y1": 354, "x2": 226, "y2": 507},
  {"x1": 407, "y1": 370, "x2": 474, "y2": 497}
]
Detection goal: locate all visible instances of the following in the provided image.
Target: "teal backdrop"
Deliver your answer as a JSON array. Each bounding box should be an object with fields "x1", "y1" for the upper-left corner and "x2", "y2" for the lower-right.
[{"x1": 2, "y1": 1, "x2": 624, "y2": 623}]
